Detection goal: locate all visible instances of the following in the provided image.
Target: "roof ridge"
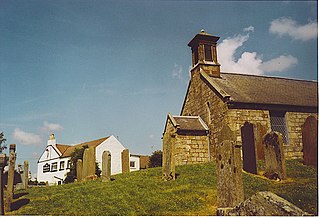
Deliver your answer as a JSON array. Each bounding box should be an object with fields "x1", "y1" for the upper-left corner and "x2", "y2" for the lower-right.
[
  {"x1": 73, "y1": 136, "x2": 109, "y2": 147},
  {"x1": 220, "y1": 72, "x2": 317, "y2": 83}
]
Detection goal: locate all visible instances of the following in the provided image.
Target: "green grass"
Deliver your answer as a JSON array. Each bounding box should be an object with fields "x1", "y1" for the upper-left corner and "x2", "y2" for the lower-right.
[{"x1": 7, "y1": 159, "x2": 317, "y2": 216}]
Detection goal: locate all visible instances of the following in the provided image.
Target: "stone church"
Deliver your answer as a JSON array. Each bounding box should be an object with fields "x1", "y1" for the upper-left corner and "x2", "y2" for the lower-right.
[{"x1": 163, "y1": 30, "x2": 318, "y2": 166}]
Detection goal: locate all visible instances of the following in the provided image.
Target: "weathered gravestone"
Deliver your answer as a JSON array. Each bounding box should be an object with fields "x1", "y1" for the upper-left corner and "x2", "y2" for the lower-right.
[
  {"x1": 0, "y1": 154, "x2": 6, "y2": 215},
  {"x1": 102, "y1": 151, "x2": 111, "y2": 182},
  {"x1": 255, "y1": 123, "x2": 267, "y2": 160},
  {"x1": 241, "y1": 122, "x2": 258, "y2": 174},
  {"x1": 302, "y1": 116, "x2": 318, "y2": 166},
  {"x1": 216, "y1": 125, "x2": 244, "y2": 210},
  {"x1": 22, "y1": 160, "x2": 29, "y2": 189},
  {"x1": 5, "y1": 144, "x2": 16, "y2": 212},
  {"x1": 162, "y1": 132, "x2": 175, "y2": 181},
  {"x1": 76, "y1": 159, "x2": 83, "y2": 182},
  {"x1": 82, "y1": 147, "x2": 96, "y2": 181},
  {"x1": 263, "y1": 132, "x2": 286, "y2": 180},
  {"x1": 121, "y1": 149, "x2": 130, "y2": 174}
]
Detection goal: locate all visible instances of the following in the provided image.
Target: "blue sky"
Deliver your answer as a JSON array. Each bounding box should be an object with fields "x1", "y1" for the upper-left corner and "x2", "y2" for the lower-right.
[{"x1": 0, "y1": 0, "x2": 318, "y2": 177}]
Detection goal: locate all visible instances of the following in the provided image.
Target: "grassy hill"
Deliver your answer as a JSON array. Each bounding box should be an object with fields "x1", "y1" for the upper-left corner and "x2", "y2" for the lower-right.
[{"x1": 7, "y1": 159, "x2": 318, "y2": 216}]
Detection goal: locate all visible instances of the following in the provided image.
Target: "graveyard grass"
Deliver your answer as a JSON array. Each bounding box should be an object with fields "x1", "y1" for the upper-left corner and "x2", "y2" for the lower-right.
[{"x1": 7, "y1": 159, "x2": 317, "y2": 216}]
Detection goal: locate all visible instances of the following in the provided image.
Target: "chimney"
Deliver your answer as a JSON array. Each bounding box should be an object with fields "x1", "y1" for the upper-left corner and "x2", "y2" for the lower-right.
[
  {"x1": 47, "y1": 134, "x2": 57, "y2": 147},
  {"x1": 188, "y1": 29, "x2": 220, "y2": 77}
]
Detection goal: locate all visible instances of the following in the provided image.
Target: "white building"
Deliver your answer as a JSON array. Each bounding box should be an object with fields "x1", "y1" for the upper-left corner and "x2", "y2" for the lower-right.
[{"x1": 37, "y1": 134, "x2": 141, "y2": 185}]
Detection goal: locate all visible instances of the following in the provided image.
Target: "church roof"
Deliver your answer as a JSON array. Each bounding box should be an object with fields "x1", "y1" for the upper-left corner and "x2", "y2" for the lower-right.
[
  {"x1": 201, "y1": 71, "x2": 318, "y2": 110},
  {"x1": 57, "y1": 137, "x2": 109, "y2": 158}
]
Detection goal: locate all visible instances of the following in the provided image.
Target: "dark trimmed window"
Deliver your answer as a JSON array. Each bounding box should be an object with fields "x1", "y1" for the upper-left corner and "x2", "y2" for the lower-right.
[
  {"x1": 59, "y1": 161, "x2": 65, "y2": 170},
  {"x1": 43, "y1": 163, "x2": 50, "y2": 173},
  {"x1": 51, "y1": 162, "x2": 58, "y2": 172},
  {"x1": 204, "y1": 44, "x2": 213, "y2": 61},
  {"x1": 66, "y1": 160, "x2": 71, "y2": 169},
  {"x1": 130, "y1": 161, "x2": 135, "y2": 168},
  {"x1": 270, "y1": 111, "x2": 289, "y2": 144}
]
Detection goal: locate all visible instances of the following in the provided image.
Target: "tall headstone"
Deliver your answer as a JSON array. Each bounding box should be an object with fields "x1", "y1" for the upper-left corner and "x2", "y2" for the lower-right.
[
  {"x1": 263, "y1": 132, "x2": 286, "y2": 180},
  {"x1": 255, "y1": 123, "x2": 267, "y2": 160},
  {"x1": 82, "y1": 147, "x2": 96, "y2": 180},
  {"x1": 102, "y1": 151, "x2": 111, "y2": 182},
  {"x1": 162, "y1": 133, "x2": 175, "y2": 181},
  {"x1": 0, "y1": 154, "x2": 6, "y2": 215},
  {"x1": 5, "y1": 144, "x2": 16, "y2": 212},
  {"x1": 76, "y1": 159, "x2": 83, "y2": 182},
  {"x1": 216, "y1": 125, "x2": 244, "y2": 209},
  {"x1": 241, "y1": 122, "x2": 258, "y2": 174},
  {"x1": 302, "y1": 116, "x2": 318, "y2": 166},
  {"x1": 22, "y1": 160, "x2": 29, "y2": 189},
  {"x1": 121, "y1": 149, "x2": 130, "y2": 173}
]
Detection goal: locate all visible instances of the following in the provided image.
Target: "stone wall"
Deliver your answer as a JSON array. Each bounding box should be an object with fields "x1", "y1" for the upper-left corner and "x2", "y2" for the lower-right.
[
  {"x1": 286, "y1": 112, "x2": 318, "y2": 159},
  {"x1": 226, "y1": 109, "x2": 271, "y2": 145},
  {"x1": 182, "y1": 72, "x2": 228, "y2": 160},
  {"x1": 174, "y1": 134, "x2": 209, "y2": 165}
]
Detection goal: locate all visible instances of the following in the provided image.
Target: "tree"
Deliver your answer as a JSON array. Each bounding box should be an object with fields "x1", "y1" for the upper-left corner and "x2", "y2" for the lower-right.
[
  {"x1": 0, "y1": 132, "x2": 7, "y2": 154},
  {"x1": 149, "y1": 150, "x2": 162, "y2": 168}
]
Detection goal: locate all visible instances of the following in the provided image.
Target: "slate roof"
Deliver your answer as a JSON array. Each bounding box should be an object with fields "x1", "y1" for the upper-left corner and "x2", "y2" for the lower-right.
[
  {"x1": 56, "y1": 137, "x2": 109, "y2": 158},
  {"x1": 201, "y1": 71, "x2": 318, "y2": 108},
  {"x1": 166, "y1": 113, "x2": 209, "y2": 133}
]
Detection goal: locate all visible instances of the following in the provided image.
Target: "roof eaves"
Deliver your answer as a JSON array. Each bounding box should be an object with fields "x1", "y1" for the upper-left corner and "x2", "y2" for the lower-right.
[
  {"x1": 197, "y1": 116, "x2": 209, "y2": 131},
  {"x1": 200, "y1": 70, "x2": 232, "y2": 101}
]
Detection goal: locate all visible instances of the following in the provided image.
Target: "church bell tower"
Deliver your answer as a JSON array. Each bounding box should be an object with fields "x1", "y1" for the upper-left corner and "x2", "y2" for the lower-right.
[{"x1": 188, "y1": 30, "x2": 221, "y2": 77}]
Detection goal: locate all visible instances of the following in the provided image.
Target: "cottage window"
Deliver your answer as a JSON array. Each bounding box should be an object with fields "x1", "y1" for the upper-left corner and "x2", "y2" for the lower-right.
[
  {"x1": 130, "y1": 161, "x2": 135, "y2": 168},
  {"x1": 60, "y1": 161, "x2": 65, "y2": 170},
  {"x1": 43, "y1": 163, "x2": 50, "y2": 173},
  {"x1": 51, "y1": 162, "x2": 58, "y2": 172},
  {"x1": 66, "y1": 160, "x2": 71, "y2": 169},
  {"x1": 204, "y1": 44, "x2": 213, "y2": 61},
  {"x1": 270, "y1": 111, "x2": 289, "y2": 144}
]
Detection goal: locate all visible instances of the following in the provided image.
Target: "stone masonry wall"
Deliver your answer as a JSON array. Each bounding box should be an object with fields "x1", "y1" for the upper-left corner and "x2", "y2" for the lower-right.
[
  {"x1": 225, "y1": 109, "x2": 271, "y2": 146},
  {"x1": 286, "y1": 112, "x2": 318, "y2": 159},
  {"x1": 182, "y1": 71, "x2": 228, "y2": 160},
  {"x1": 175, "y1": 134, "x2": 209, "y2": 165}
]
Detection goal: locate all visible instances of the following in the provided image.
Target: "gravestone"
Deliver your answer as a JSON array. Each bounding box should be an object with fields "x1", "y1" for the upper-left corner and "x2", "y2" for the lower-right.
[
  {"x1": 263, "y1": 132, "x2": 286, "y2": 180},
  {"x1": 216, "y1": 125, "x2": 244, "y2": 209},
  {"x1": 162, "y1": 133, "x2": 175, "y2": 181},
  {"x1": 5, "y1": 144, "x2": 16, "y2": 212},
  {"x1": 22, "y1": 160, "x2": 29, "y2": 189},
  {"x1": 76, "y1": 159, "x2": 83, "y2": 182},
  {"x1": 302, "y1": 116, "x2": 318, "y2": 166},
  {"x1": 0, "y1": 154, "x2": 6, "y2": 215},
  {"x1": 102, "y1": 151, "x2": 111, "y2": 182},
  {"x1": 121, "y1": 149, "x2": 130, "y2": 173},
  {"x1": 255, "y1": 123, "x2": 267, "y2": 160},
  {"x1": 82, "y1": 147, "x2": 96, "y2": 180},
  {"x1": 241, "y1": 122, "x2": 257, "y2": 174}
]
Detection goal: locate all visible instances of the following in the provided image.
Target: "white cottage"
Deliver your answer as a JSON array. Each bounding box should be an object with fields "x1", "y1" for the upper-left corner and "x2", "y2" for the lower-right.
[{"x1": 37, "y1": 134, "x2": 141, "y2": 185}]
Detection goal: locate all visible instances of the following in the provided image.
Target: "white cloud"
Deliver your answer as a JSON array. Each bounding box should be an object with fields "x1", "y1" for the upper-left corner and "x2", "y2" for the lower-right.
[
  {"x1": 269, "y1": 17, "x2": 317, "y2": 41},
  {"x1": 243, "y1": 26, "x2": 254, "y2": 32},
  {"x1": 172, "y1": 64, "x2": 183, "y2": 80},
  {"x1": 218, "y1": 32, "x2": 263, "y2": 75},
  {"x1": 41, "y1": 121, "x2": 63, "y2": 133},
  {"x1": 217, "y1": 28, "x2": 298, "y2": 75},
  {"x1": 13, "y1": 128, "x2": 41, "y2": 146},
  {"x1": 260, "y1": 55, "x2": 298, "y2": 72}
]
